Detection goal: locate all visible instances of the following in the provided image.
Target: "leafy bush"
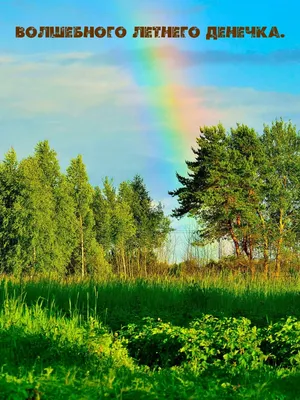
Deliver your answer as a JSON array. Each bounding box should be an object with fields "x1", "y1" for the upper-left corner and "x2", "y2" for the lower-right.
[
  {"x1": 120, "y1": 317, "x2": 187, "y2": 368},
  {"x1": 184, "y1": 315, "x2": 266, "y2": 373},
  {"x1": 120, "y1": 315, "x2": 266, "y2": 374},
  {"x1": 261, "y1": 316, "x2": 300, "y2": 367}
]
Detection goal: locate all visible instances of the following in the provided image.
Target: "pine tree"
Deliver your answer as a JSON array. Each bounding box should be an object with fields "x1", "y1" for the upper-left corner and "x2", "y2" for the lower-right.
[
  {"x1": 169, "y1": 124, "x2": 242, "y2": 253},
  {"x1": 34, "y1": 141, "x2": 77, "y2": 275},
  {"x1": 169, "y1": 120, "x2": 300, "y2": 275},
  {"x1": 17, "y1": 155, "x2": 57, "y2": 274},
  {"x1": 92, "y1": 179, "x2": 115, "y2": 255},
  {"x1": 127, "y1": 175, "x2": 171, "y2": 275},
  {"x1": 0, "y1": 148, "x2": 24, "y2": 274}
]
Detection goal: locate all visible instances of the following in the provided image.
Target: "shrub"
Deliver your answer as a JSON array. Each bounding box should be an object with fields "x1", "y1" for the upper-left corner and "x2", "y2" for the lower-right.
[
  {"x1": 261, "y1": 316, "x2": 300, "y2": 367},
  {"x1": 120, "y1": 315, "x2": 266, "y2": 374}
]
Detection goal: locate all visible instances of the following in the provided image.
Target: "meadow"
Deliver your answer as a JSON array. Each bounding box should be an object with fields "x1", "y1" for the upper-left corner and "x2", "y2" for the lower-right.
[{"x1": 1, "y1": 272, "x2": 300, "y2": 399}]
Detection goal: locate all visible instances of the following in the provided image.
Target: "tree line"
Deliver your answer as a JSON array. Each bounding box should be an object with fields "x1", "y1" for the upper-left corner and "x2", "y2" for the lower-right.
[
  {"x1": 0, "y1": 141, "x2": 171, "y2": 278},
  {"x1": 170, "y1": 119, "x2": 300, "y2": 276},
  {"x1": 2, "y1": 119, "x2": 298, "y2": 279}
]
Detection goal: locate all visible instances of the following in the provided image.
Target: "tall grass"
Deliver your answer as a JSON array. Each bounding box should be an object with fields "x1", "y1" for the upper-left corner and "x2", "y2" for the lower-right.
[
  {"x1": 0, "y1": 272, "x2": 299, "y2": 331},
  {"x1": 1, "y1": 272, "x2": 300, "y2": 399}
]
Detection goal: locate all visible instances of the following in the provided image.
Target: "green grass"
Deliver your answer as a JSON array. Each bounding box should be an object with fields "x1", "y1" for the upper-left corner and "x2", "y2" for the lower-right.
[
  {"x1": 1, "y1": 273, "x2": 300, "y2": 331},
  {"x1": 0, "y1": 273, "x2": 300, "y2": 399}
]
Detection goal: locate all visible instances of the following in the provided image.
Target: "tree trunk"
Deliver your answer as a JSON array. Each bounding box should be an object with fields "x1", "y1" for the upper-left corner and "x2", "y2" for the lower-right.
[
  {"x1": 262, "y1": 233, "x2": 269, "y2": 278},
  {"x1": 248, "y1": 234, "x2": 253, "y2": 261},
  {"x1": 228, "y1": 220, "x2": 240, "y2": 256},
  {"x1": 79, "y1": 214, "x2": 85, "y2": 278},
  {"x1": 137, "y1": 249, "x2": 141, "y2": 276},
  {"x1": 275, "y1": 209, "x2": 284, "y2": 278},
  {"x1": 249, "y1": 234, "x2": 256, "y2": 277},
  {"x1": 242, "y1": 234, "x2": 250, "y2": 258},
  {"x1": 121, "y1": 246, "x2": 127, "y2": 278},
  {"x1": 144, "y1": 249, "x2": 148, "y2": 277},
  {"x1": 257, "y1": 211, "x2": 269, "y2": 278}
]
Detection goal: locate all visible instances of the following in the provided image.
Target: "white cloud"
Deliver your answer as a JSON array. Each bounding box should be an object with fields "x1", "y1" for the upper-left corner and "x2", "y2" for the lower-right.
[
  {"x1": 0, "y1": 59, "x2": 142, "y2": 116},
  {"x1": 0, "y1": 50, "x2": 298, "y2": 261},
  {"x1": 1, "y1": 52, "x2": 299, "y2": 125},
  {"x1": 0, "y1": 51, "x2": 299, "y2": 166}
]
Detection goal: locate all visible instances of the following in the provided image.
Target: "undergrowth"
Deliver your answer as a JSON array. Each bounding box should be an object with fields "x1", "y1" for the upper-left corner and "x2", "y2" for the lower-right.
[{"x1": 0, "y1": 286, "x2": 300, "y2": 399}]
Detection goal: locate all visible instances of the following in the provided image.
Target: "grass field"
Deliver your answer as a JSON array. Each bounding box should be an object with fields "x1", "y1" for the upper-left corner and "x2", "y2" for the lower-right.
[{"x1": 1, "y1": 273, "x2": 300, "y2": 399}]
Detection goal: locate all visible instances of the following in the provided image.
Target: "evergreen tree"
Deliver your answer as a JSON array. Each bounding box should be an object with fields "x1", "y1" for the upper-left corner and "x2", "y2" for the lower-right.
[
  {"x1": 228, "y1": 124, "x2": 265, "y2": 271},
  {"x1": 17, "y1": 155, "x2": 57, "y2": 274},
  {"x1": 170, "y1": 120, "x2": 300, "y2": 275},
  {"x1": 34, "y1": 141, "x2": 77, "y2": 274},
  {"x1": 66, "y1": 155, "x2": 108, "y2": 277},
  {"x1": 128, "y1": 175, "x2": 172, "y2": 275},
  {"x1": 169, "y1": 124, "x2": 241, "y2": 252},
  {"x1": 92, "y1": 185, "x2": 112, "y2": 254},
  {"x1": 92, "y1": 178, "x2": 116, "y2": 257},
  {"x1": 0, "y1": 149, "x2": 24, "y2": 274}
]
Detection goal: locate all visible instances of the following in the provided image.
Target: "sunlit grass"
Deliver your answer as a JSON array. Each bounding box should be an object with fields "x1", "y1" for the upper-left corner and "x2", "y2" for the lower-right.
[{"x1": 1, "y1": 272, "x2": 300, "y2": 398}]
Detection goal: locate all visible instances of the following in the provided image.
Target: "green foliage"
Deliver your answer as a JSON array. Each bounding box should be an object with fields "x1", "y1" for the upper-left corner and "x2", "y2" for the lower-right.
[
  {"x1": 0, "y1": 279, "x2": 300, "y2": 399},
  {"x1": 120, "y1": 315, "x2": 266, "y2": 374},
  {"x1": 92, "y1": 175, "x2": 171, "y2": 277},
  {"x1": 0, "y1": 142, "x2": 170, "y2": 279},
  {"x1": 92, "y1": 184, "x2": 113, "y2": 254},
  {"x1": 262, "y1": 316, "x2": 300, "y2": 368},
  {"x1": 33, "y1": 141, "x2": 77, "y2": 275},
  {"x1": 0, "y1": 296, "x2": 134, "y2": 372},
  {"x1": 52, "y1": 175, "x2": 78, "y2": 274},
  {"x1": 121, "y1": 317, "x2": 187, "y2": 368},
  {"x1": 17, "y1": 156, "x2": 58, "y2": 274},
  {"x1": 87, "y1": 239, "x2": 112, "y2": 279},
  {"x1": 0, "y1": 142, "x2": 79, "y2": 277},
  {"x1": 170, "y1": 119, "x2": 300, "y2": 273},
  {"x1": 67, "y1": 155, "x2": 95, "y2": 277},
  {"x1": 0, "y1": 148, "x2": 24, "y2": 275}
]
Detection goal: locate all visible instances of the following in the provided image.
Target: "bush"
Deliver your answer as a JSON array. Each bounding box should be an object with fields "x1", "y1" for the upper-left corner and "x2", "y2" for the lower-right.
[
  {"x1": 120, "y1": 315, "x2": 266, "y2": 374},
  {"x1": 261, "y1": 316, "x2": 300, "y2": 367}
]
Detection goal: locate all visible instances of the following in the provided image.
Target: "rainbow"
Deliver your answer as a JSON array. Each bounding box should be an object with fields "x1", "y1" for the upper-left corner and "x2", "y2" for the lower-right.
[
  {"x1": 105, "y1": 8, "x2": 209, "y2": 190},
  {"x1": 129, "y1": 10, "x2": 207, "y2": 171},
  {"x1": 128, "y1": 42, "x2": 205, "y2": 189}
]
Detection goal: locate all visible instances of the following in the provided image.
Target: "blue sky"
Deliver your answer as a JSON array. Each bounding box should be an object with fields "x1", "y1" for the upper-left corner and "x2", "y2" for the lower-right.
[{"x1": 0, "y1": 0, "x2": 299, "y2": 260}]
